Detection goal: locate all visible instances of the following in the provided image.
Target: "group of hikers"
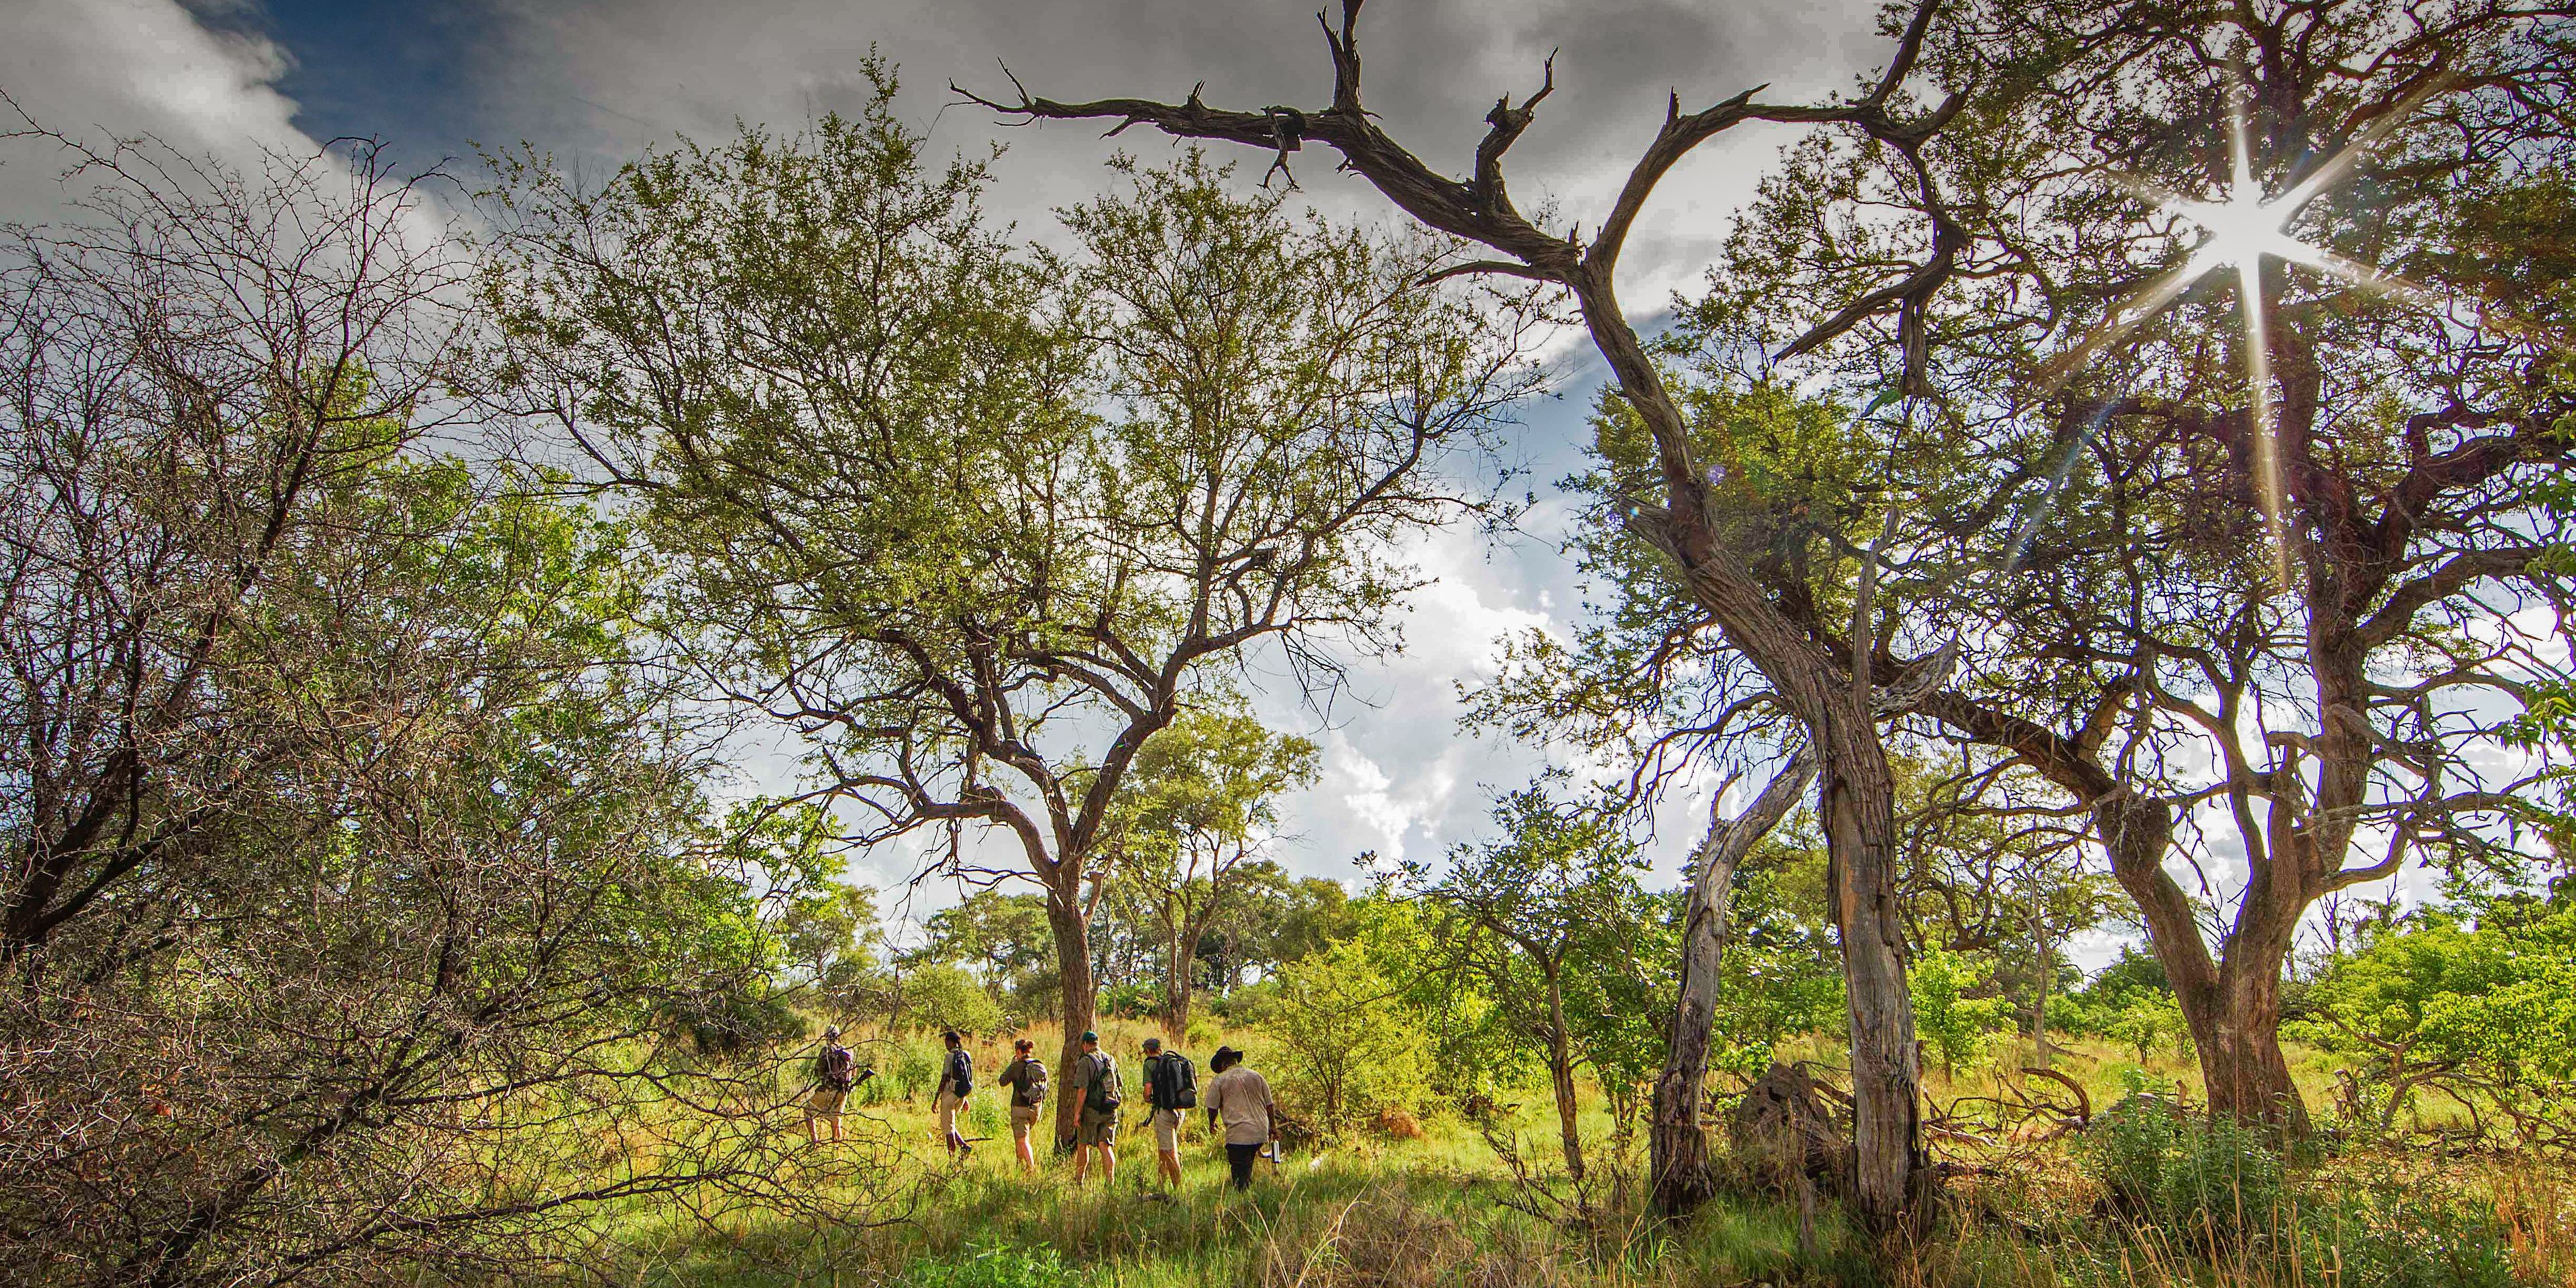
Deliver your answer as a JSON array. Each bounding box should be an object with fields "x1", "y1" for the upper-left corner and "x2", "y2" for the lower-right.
[{"x1": 806, "y1": 1026, "x2": 1282, "y2": 1191}]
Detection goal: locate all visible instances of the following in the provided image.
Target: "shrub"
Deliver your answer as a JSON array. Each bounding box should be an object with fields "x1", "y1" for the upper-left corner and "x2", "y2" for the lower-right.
[
  {"x1": 900, "y1": 1242, "x2": 1071, "y2": 1288},
  {"x1": 896, "y1": 963, "x2": 1005, "y2": 1035},
  {"x1": 2296, "y1": 1184, "x2": 2519, "y2": 1288},
  {"x1": 2078, "y1": 1096, "x2": 2286, "y2": 1245},
  {"x1": 1911, "y1": 945, "x2": 2016, "y2": 1074},
  {"x1": 2106, "y1": 991, "x2": 2191, "y2": 1063},
  {"x1": 1261, "y1": 941, "x2": 1431, "y2": 1130},
  {"x1": 1098, "y1": 980, "x2": 1158, "y2": 1019}
]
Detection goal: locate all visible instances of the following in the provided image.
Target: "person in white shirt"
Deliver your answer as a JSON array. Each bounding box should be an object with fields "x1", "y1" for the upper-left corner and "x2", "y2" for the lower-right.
[{"x1": 1201, "y1": 1045, "x2": 1276, "y2": 1191}]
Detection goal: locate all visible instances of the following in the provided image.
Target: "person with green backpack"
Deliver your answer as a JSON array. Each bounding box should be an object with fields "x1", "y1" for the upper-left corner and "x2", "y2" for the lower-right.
[
  {"x1": 1140, "y1": 1036, "x2": 1197, "y2": 1189},
  {"x1": 1069, "y1": 1030, "x2": 1122, "y2": 1186},
  {"x1": 995, "y1": 1037, "x2": 1049, "y2": 1174}
]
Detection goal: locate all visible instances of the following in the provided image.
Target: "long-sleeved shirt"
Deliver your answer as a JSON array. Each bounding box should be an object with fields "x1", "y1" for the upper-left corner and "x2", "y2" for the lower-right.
[{"x1": 1203, "y1": 1065, "x2": 1274, "y2": 1146}]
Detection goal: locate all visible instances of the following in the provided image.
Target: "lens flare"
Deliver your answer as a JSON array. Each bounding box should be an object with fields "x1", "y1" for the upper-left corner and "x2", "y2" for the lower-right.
[{"x1": 2039, "y1": 70, "x2": 2456, "y2": 594}]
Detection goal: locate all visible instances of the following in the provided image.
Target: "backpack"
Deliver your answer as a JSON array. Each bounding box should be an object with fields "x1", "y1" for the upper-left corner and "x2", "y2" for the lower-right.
[
  {"x1": 945, "y1": 1048, "x2": 973, "y2": 1095},
  {"x1": 816, "y1": 1045, "x2": 855, "y2": 1092},
  {"x1": 1155, "y1": 1052, "x2": 1198, "y2": 1110},
  {"x1": 1010, "y1": 1057, "x2": 1049, "y2": 1108},
  {"x1": 1083, "y1": 1052, "x2": 1122, "y2": 1114}
]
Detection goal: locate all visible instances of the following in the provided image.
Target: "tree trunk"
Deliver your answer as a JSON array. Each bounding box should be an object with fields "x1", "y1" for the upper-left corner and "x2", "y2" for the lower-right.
[
  {"x1": 2100, "y1": 794, "x2": 2308, "y2": 1131},
  {"x1": 2031, "y1": 911, "x2": 2052, "y2": 1071},
  {"x1": 1045, "y1": 892, "x2": 1097, "y2": 1150},
  {"x1": 1571, "y1": 264, "x2": 1927, "y2": 1233},
  {"x1": 1654, "y1": 745, "x2": 1817, "y2": 1216},
  {"x1": 1162, "y1": 918, "x2": 1196, "y2": 1039},
  {"x1": 1546, "y1": 977, "x2": 1585, "y2": 1181},
  {"x1": 2199, "y1": 950, "x2": 2307, "y2": 1132},
  {"x1": 1163, "y1": 896, "x2": 1220, "y2": 1039},
  {"x1": 1817, "y1": 698, "x2": 1929, "y2": 1229}
]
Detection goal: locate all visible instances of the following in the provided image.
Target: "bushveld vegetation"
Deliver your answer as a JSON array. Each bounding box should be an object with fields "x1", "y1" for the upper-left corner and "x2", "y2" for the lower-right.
[{"x1": 4, "y1": 0, "x2": 2574, "y2": 1283}]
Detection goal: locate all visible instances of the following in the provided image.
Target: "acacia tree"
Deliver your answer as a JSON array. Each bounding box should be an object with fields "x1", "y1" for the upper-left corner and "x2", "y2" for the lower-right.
[
  {"x1": 1110, "y1": 708, "x2": 1318, "y2": 1034},
  {"x1": 486, "y1": 87, "x2": 1537, "y2": 1144},
  {"x1": 969, "y1": 0, "x2": 1981, "y2": 1228},
  {"x1": 1409, "y1": 786, "x2": 1652, "y2": 1182},
  {"x1": 1697, "y1": 0, "x2": 2575, "y2": 1128}
]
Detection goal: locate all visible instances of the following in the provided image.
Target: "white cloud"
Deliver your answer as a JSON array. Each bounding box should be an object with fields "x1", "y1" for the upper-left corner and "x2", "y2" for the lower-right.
[{"x1": 0, "y1": 0, "x2": 317, "y2": 222}]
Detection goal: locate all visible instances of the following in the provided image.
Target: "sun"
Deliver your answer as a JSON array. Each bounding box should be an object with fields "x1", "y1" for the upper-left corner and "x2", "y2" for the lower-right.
[{"x1": 2039, "y1": 71, "x2": 2453, "y2": 592}]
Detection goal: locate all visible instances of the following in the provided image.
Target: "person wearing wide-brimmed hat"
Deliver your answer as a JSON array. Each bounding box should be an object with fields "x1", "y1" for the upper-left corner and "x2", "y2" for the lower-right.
[{"x1": 1203, "y1": 1044, "x2": 1275, "y2": 1190}]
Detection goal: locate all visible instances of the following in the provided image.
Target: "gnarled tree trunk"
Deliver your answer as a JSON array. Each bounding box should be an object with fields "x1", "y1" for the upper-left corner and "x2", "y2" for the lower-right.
[{"x1": 1653, "y1": 745, "x2": 1816, "y2": 1215}]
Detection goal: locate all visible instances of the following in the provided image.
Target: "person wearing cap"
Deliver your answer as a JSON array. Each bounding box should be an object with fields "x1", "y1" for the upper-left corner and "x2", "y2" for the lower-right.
[
  {"x1": 934, "y1": 1028, "x2": 974, "y2": 1158},
  {"x1": 1139, "y1": 1036, "x2": 1189, "y2": 1189},
  {"x1": 807, "y1": 1025, "x2": 857, "y2": 1144},
  {"x1": 1202, "y1": 1045, "x2": 1275, "y2": 1191},
  {"x1": 994, "y1": 1036, "x2": 1049, "y2": 1173},
  {"x1": 1067, "y1": 1030, "x2": 1121, "y2": 1186}
]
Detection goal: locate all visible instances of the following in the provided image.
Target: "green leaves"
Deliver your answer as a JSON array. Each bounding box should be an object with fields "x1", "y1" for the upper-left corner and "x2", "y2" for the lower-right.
[
  {"x1": 2306, "y1": 897, "x2": 2576, "y2": 1087},
  {"x1": 1910, "y1": 945, "x2": 2017, "y2": 1073},
  {"x1": 485, "y1": 86, "x2": 1538, "y2": 920}
]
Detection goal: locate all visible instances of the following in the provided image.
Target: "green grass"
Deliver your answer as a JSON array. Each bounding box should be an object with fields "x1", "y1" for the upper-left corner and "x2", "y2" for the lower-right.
[{"x1": 536, "y1": 1027, "x2": 2575, "y2": 1288}]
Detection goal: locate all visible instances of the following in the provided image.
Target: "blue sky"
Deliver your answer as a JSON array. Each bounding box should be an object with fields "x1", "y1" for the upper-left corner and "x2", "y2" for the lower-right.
[{"x1": 2, "y1": 0, "x2": 2183, "y2": 967}]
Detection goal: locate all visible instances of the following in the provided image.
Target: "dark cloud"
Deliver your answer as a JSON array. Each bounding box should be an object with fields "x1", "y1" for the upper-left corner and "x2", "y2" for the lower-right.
[{"x1": 3, "y1": 0, "x2": 1904, "y2": 900}]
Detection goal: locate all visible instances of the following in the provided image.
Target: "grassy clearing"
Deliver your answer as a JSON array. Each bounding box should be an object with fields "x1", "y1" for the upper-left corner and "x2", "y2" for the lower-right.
[{"x1": 568, "y1": 1022, "x2": 2576, "y2": 1287}]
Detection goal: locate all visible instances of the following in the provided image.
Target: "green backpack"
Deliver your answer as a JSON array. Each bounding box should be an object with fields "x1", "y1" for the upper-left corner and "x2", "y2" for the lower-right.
[{"x1": 1083, "y1": 1052, "x2": 1122, "y2": 1114}]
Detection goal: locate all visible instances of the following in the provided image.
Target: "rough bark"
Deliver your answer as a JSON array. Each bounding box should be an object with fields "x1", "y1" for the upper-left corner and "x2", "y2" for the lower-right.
[
  {"x1": 1652, "y1": 745, "x2": 1817, "y2": 1215},
  {"x1": 2030, "y1": 911, "x2": 2053, "y2": 1071},
  {"x1": 1161, "y1": 928, "x2": 1193, "y2": 1039},
  {"x1": 1815, "y1": 701, "x2": 1928, "y2": 1220},
  {"x1": 1159, "y1": 877, "x2": 1233, "y2": 1039},
  {"x1": 1044, "y1": 892, "x2": 1097, "y2": 1148}
]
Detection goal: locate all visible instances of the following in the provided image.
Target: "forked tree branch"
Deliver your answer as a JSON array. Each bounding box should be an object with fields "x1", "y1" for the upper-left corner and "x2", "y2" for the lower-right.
[{"x1": 959, "y1": 0, "x2": 1964, "y2": 358}]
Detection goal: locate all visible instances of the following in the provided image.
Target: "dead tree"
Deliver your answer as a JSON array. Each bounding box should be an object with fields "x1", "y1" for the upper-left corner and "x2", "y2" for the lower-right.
[
  {"x1": 962, "y1": 0, "x2": 1971, "y2": 1230},
  {"x1": 1652, "y1": 746, "x2": 1816, "y2": 1215}
]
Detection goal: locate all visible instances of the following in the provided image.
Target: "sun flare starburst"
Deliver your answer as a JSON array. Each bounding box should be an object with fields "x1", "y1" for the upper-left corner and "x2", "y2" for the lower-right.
[{"x1": 2039, "y1": 70, "x2": 2454, "y2": 592}]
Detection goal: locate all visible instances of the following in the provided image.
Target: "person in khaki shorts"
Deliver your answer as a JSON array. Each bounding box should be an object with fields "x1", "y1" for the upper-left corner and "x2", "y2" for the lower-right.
[
  {"x1": 1068, "y1": 1030, "x2": 1120, "y2": 1186},
  {"x1": 806, "y1": 1026, "x2": 859, "y2": 1144},
  {"x1": 994, "y1": 1037, "x2": 1049, "y2": 1173},
  {"x1": 1140, "y1": 1036, "x2": 1196, "y2": 1189},
  {"x1": 934, "y1": 1029, "x2": 973, "y2": 1159}
]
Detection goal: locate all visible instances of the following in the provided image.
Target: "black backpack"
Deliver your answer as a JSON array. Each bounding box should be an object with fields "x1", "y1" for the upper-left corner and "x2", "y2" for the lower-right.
[
  {"x1": 945, "y1": 1047, "x2": 973, "y2": 1095},
  {"x1": 1156, "y1": 1052, "x2": 1199, "y2": 1110},
  {"x1": 1084, "y1": 1052, "x2": 1122, "y2": 1114}
]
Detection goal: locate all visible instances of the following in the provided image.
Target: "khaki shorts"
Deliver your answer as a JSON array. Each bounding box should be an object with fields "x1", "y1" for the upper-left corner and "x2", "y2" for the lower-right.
[
  {"x1": 1010, "y1": 1104, "x2": 1039, "y2": 1139},
  {"x1": 808, "y1": 1085, "x2": 846, "y2": 1116},
  {"x1": 1077, "y1": 1107, "x2": 1118, "y2": 1146},
  {"x1": 1151, "y1": 1107, "x2": 1181, "y2": 1152},
  {"x1": 936, "y1": 1090, "x2": 966, "y2": 1138}
]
